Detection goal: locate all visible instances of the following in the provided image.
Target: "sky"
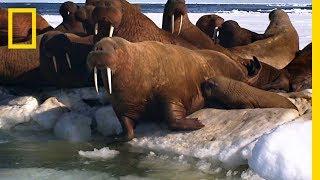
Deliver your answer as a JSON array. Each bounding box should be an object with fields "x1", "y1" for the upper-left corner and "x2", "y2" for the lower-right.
[{"x1": 1, "y1": 0, "x2": 312, "y2": 4}]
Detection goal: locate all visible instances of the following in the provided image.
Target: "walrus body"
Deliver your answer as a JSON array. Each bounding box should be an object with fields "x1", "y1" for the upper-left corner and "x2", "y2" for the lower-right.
[
  {"x1": 219, "y1": 20, "x2": 268, "y2": 48},
  {"x1": 0, "y1": 9, "x2": 53, "y2": 46},
  {"x1": 230, "y1": 9, "x2": 299, "y2": 69},
  {"x1": 87, "y1": 37, "x2": 296, "y2": 141},
  {"x1": 285, "y1": 43, "x2": 312, "y2": 91}
]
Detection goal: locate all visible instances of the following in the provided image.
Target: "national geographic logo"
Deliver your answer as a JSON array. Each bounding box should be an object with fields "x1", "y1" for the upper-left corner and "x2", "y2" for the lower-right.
[{"x1": 7, "y1": 8, "x2": 37, "y2": 49}]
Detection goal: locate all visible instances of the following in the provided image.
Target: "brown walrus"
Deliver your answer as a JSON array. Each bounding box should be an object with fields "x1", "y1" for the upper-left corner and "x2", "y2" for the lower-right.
[
  {"x1": 0, "y1": 8, "x2": 53, "y2": 46},
  {"x1": 285, "y1": 43, "x2": 312, "y2": 91},
  {"x1": 87, "y1": 37, "x2": 296, "y2": 141},
  {"x1": 196, "y1": 14, "x2": 225, "y2": 43},
  {"x1": 55, "y1": 1, "x2": 87, "y2": 35},
  {"x1": 219, "y1": 20, "x2": 268, "y2": 48},
  {"x1": 230, "y1": 9, "x2": 299, "y2": 69}
]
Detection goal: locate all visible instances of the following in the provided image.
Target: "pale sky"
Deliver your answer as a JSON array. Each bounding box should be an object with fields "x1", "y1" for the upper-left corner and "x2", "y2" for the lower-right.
[{"x1": 1, "y1": 0, "x2": 312, "y2": 4}]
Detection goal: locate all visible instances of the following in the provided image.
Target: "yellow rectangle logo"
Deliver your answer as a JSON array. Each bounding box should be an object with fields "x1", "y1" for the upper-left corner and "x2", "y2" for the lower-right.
[{"x1": 8, "y1": 8, "x2": 37, "y2": 49}]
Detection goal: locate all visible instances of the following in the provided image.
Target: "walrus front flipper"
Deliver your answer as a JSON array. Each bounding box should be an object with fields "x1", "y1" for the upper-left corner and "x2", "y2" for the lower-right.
[
  {"x1": 165, "y1": 100, "x2": 205, "y2": 131},
  {"x1": 201, "y1": 76, "x2": 297, "y2": 110}
]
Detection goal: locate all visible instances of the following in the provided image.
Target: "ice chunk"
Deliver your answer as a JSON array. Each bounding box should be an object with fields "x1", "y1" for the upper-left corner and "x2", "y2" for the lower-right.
[
  {"x1": 0, "y1": 96, "x2": 38, "y2": 129},
  {"x1": 248, "y1": 120, "x2": 311, "y2": 180},
  {"x1": 54, "y1": 113, "x2": 92, "y2": 142},
  {"x1": 32, "y1": 97, "x2": 69, "y2": 130},
  {"x1": 79, "y1": 147, "x2": 119, "y2": 159},
  {"x1": 95, "y1": 106, "x2": 122, "y2": 136}
]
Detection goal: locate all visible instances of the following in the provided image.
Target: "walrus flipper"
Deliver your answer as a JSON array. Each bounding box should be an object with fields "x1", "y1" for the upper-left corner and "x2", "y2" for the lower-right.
[
  {"x1": 165, "y1": 100, "x2": 205, "y2": 131},
  {"x1": 201, "y1": 76, "x2": 297, "y2": 110}
]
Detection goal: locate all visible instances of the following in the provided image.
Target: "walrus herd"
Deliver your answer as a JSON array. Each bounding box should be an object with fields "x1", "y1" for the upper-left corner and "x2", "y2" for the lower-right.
[{"x1": 0, "y1": 0, "x2": 312, "y2": 142}]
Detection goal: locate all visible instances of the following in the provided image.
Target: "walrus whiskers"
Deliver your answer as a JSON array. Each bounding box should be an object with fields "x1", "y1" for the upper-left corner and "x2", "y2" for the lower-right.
[
  {"x1": 171, "y1": 14, "x2": 175, "y2": 34},
  {"x1": 65, "y1": 53, "x2": 72, "y2": 69},
  {"x1": 178, "y1": 15, "x2": 183, "y2": 35},
  {"x1": 52, "y1": 56, "x2": 58, "y2": 73}
]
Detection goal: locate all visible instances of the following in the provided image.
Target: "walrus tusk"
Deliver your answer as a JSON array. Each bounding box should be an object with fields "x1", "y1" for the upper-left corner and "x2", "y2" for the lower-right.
[
  {"x1": 213, "y1": 27, "x2": 219, "y2": 41},
  {"x1": 109, "y1": 25, "x2": 114, "y2": 37},
  {"x1": 65, "y1": 53, "x2": 72, "y2": 69},
  {"x1": 52, "y1": 56, "x2": 57, "y2": 73},
  {"x1": 94, "y1": 67, "x2": 99, "y2": 94},
  {"x1": 67, "y1": 11, "x2": 70, "y2": 15},
  {"x1": 178, "y1": 15, "x2": 183, "y2": 35},
  {"x1": 171, "y1": 14, "x2": 175, "y2": 34},
  {"x1": 107, "y1": 67, "x2": 112, "y2": 94},
  {"x1": 94, "y1": 23, "x2": 98, "y2": 35}
]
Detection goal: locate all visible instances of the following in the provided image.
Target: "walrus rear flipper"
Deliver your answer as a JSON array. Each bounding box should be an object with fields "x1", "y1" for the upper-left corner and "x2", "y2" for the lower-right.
[
  {"x1": 201, "y1": 76, "x2": 297, "y2": 110},
  {"x1": 165, "y1": 100, "x2": 205, "y2": 131}
]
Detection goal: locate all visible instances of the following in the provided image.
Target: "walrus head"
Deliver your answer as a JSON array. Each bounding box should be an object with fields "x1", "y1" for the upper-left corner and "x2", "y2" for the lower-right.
[
  {"x1": 87, "y1": 37, "x2": 128, "y2": 94},
  {"x1": 218, "y1": 20, "x2": 241, "y2": 48},
  {"x1": 196, "y1": 14, "x2": 224, "y2": 41},
  {"x1": 59, "y1": 1, "x2": 80, "y2": 20},
  {"x1": 163, "y1": 0, "x2": 188, "y2": 35},
  {"x1": 92, "y1": 1, "x2": 123, "y2": 39},
  {"x1": 269, "y1": 9, "x2": 289, "y2": 22}
]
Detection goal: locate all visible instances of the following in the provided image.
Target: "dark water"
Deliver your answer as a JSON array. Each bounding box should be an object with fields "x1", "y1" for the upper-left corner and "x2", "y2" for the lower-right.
[{"x1": 0, "y1": 3, "x2": 312, "y2": 15}]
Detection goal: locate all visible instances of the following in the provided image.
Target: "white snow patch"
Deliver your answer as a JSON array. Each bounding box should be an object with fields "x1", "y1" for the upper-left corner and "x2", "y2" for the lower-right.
[
  {"x1": 0, "y1": 96, "x2": 39, "y2": 129},
  {"x1": 95, "y1": 106, "x2": 122, "y2": 136},
  {"x1": 248, "y1": 120, "x2": 312, "y2": 180},
  {"x1": 78, "y1": 147, "x2": 119, "y2": 160},
  {"x1": 54, "y1": 113, "x2": 92, "y2": 142}
]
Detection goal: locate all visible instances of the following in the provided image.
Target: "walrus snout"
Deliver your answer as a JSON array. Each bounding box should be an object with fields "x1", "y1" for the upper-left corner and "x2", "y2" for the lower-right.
[{"x1": 59, "y1": 1, "x2": 78, "y2": 19}]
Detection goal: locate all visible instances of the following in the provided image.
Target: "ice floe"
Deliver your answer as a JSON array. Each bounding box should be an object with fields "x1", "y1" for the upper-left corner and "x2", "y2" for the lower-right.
[{"x1": 79, "y1": 147, "x2": 119, "y2": 160}]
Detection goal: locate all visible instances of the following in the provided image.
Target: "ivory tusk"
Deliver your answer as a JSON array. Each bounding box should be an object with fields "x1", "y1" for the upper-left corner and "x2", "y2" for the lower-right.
[
  {"x1": 213, "y1": 27, "x2": 219, "y2": 41},
  {"x1": 107, "y1": 67, "x2": 112, "y2": 94},
  {"x1": 53, "y1": 56, "x2": 57, "y2": 73},
  {"x1": 109, "y1": 25, "x2": 115, "y2": 37},
  {"x1": 94, "y1": 67, "x2": 99, "y2": 95},
  {"x1": 178, "y1": 15, "x2": 183, "y2": 35},
  {"x1": 171, "y1": 14, "x2": 175, "y2": 34},
  {"x1": 65, "y1": 53, "x2": 72, "y2": 69},
  {"x1": 94, "y1": 23, "x2": 98, "y2": 35}
]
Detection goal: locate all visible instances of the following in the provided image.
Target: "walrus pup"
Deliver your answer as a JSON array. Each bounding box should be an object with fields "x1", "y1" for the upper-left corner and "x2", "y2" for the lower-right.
[
  {"x1": 285, "y1": 43, "x2": 312, "y2": 91},
  {"x1": 219, "y1": 20, "x2": 267, "y2": 48},
  {"x1": 196, "y1": 14, "x2": 225, "y2": 42},
  {"x1": 230, "y1": 9, "x2": 299, "y2": 69},
  {"x1": 55, "y1": 1, "x2": 87, "y2": 35},
  {"x1": 87, "y1": 37, "x2": 296, "y2": 141},
  {"x1": 0, "y1": 8, "x2": 53, "y2": 46}
]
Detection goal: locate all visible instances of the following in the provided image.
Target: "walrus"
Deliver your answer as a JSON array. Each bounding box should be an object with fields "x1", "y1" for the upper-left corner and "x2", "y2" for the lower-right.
[
  {"x1": 196, "y1": 14, "x2": 224, "y2": 43},
  {"x1": 285, "y1": 43, "x2": 312, "y2": 91},
  {"x1": 55, "y1": 1, "x2": 87, "y2": 35},
  {"x1": 218, "y1": 20, "x2": 268, "y2": 48},
  {"x1": 0, "y1": 8, "x2": 53, "y2": 46},
  {"x1": 230, "y1": 9, "x2": 299, "y2": 69},
  {"x1": 87, "y1": 37, "x2": 296, "y2": 141}
]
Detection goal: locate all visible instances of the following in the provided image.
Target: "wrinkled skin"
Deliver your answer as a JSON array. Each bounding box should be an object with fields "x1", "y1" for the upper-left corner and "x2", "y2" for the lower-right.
[
  {"x1": 219, "y1": 20, "x2": 268, "y2": 48},
  {"x1": 55, "y1": 1, "x2": 87, "y2": 35},
  {"x1": 87, "y1": 37, "x2": 296, "y2": 142},
  {"x1": 196, "y1": 14, "x2": 224, "y2": 42},
  {"x1": 0, "y1": 8, "x2": 53, "y2": 46},
  {"x1": 285, "y1": 43, "x2": 312, "y2": 91},
  {"x1": 230, "y1": 9, "x2": 299, "y2": 69}
]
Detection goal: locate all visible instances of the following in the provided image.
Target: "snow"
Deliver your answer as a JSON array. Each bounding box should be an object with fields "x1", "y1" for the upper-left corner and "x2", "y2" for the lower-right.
[
  {"x1": 248, "y1": 120, "x2": 312, "y2": 180},
  {"x1": 78, "y1": 147, "x2": 119, "y2": 159},
  {"x1": 53, "y1": 112, "x2": 92, "y2": 142},
  {"x1": 43, "y1": 10, "x2": 311, "y2": 48},
  {"x1": 95, "y1": 106, "x2": 122, "y2": 136}
]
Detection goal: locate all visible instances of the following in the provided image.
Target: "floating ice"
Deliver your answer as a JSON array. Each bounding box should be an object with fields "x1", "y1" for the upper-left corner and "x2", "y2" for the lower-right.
[
  {"x1": 0, "y1": 96, "x2": 38, "y2": 129},
  {"x1": 79, "y1": 147, "x2": 119, "y2": 160},
  {"x1": 248, "y1": 120, "x2": 311, "y2": 180},
  {"x1": 32, "y1": 97, "x2": 69, "y2": 130},
  {"x1": 54, "y1": 113, "x2": 92, "y2": 142},
  {"x1": 95, "y1": 106, "x2": 122, "y2": 136}
]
